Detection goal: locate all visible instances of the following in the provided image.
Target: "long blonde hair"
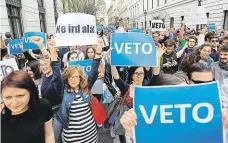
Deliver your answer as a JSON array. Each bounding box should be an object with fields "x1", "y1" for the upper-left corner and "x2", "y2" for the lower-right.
[{"x1": 62, "y1": 66, "x2": 88, "y2": 91}]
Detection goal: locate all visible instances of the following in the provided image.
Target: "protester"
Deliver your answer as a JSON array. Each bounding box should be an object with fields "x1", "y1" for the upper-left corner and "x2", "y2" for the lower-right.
[
  {"x1": 62, "y1": 46, "x2": 85, "y2": 67},
  {"x1": 1, "y1": 71, "x2": 54, "y2": 143},
  {"x1": 161, "y1": 39, "x2": 178, "y2": 74},
  {"x1": 4, "y1": 32, "x2": 12, "y2": 46},
  {"x1": 209, "y1": 35, "x2": 220, "y2": 62},
  {"x1": 31, "y1": 37, "x2": 64, "y2": 111},
  {"x1": 195, "y1": 44, "x2": 214, "y2": 65},
  {"x1": 210, "y1": 45, "x2": 228, "y2": 85},
  {"x1": 223, "y1": 36, "x2": 228, "y2": 46},
  {"x1": 85, "y1": 47, "x2": 96, "y2": 60},
  {"x1": 54, "y1": 39, "x2": 103, "y2": 143}
]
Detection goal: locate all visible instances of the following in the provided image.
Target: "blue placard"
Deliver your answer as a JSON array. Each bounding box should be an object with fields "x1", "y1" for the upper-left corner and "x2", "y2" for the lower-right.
[
  {"x1": 9, "y1": 39, "x2": 24, "y2": 54},
  {"x1": 208, "y1": 23, "x2": 216, "y2": 30},
  {"x1": 131, "y1": 28, "x2": 144, "y2": 33},
  {"x1": 67, "y1": 60, "x2": 93, "y2": 75},
  {"x1": 111, "y1": 33, "x2": 157, "y2": 66},
  {"x1": 134, "y1": 82, "x2": 223, "y2": 143},
  {"x1": 23, "y1": 32, "x2": 47, "y2": 50}
]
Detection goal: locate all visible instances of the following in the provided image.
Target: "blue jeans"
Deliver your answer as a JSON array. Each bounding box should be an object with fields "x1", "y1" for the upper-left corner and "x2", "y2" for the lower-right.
[{"x1": 53, "y1": 117, "x2": 63, "y2": 143}]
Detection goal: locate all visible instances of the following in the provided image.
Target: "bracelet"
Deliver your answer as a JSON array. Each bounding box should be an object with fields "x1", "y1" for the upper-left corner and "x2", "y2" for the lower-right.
[{"x1": 125, "y1": 134, "x2": 134, "y2": 142}]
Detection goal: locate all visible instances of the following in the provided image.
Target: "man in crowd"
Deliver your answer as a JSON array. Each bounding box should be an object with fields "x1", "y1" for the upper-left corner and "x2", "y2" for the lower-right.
[
  {"x1": 210, "y1": 45, "x2": 228, "y2": 86},
  {"x1": 210, "y1": 35, "x2": 220, "y2": 62},
  {"x1": 4, "y1": 32, "x2": 12, "y2": 46}
]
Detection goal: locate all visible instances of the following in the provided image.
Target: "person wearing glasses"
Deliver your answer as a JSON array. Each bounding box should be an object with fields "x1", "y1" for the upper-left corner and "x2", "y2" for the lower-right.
[{"x1": 209, "y1": 35, "x2": 220, "y2": 62}]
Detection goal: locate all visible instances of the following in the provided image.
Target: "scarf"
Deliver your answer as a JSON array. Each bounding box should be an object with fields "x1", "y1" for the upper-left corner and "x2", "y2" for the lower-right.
[{"x1": 219, "y1": 61, "x2": 228, "y2": 71}]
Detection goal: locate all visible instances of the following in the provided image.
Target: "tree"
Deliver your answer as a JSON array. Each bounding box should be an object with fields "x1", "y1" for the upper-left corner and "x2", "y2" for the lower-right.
[{"x1": 60, "y1": 0, "x2": 106, "y2": 15}]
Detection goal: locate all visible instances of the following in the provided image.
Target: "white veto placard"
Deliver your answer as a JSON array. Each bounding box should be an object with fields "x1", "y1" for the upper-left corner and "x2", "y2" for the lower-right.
[
  {"x1": 55, "y1": 13, "x2": 97, "y2": 47},
  {"x1": 0, "y1": 58, "x2": 19, "y2": 77},
  {"x1": 183, "y1": 6, "x2": 207, "y2": 25},
  {"x1": 151, "y1": 20, "x2": 166, "y2": 32}
]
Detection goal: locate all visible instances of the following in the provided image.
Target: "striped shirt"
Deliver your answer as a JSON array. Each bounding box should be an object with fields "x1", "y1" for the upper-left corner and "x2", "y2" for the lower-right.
[{"x1": 62, "y1": 94, "x2": 98, "y2": 143}]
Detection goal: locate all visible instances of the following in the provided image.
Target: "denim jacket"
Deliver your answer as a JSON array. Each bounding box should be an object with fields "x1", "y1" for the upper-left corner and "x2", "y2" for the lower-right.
[{"x1": 56, "y1": 58, "x2": 101, "y2": 130}]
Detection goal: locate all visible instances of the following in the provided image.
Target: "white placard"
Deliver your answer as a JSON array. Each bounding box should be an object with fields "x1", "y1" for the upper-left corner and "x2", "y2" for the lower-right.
[
  {"x1": 151, "y1": 20, "x2": 166, "y2": 32},
  {"x1": 0, "y1": 58, "x2": 19, "y2": 77},
  {"x1": 54, "y1": 13, "x2": 97, "y2": 47},
  {"x1": 183, "y1": 6, "x2": 207, "y2": 25}
]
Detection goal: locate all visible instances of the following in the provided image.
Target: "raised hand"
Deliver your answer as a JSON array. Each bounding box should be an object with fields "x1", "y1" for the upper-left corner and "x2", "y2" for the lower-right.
[
  {"x1": 120, "y1": 108, "x2": 137, "y2": 137},
  {"x1": 157, "y1": 43, "x2": 166, "y2": 58},
  {"x1": 31, "y1": 36, "x2": 44, "y2": 46}
]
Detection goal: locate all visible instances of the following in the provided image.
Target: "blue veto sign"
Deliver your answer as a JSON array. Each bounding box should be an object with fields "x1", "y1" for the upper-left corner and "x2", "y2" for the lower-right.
[
  {"x1": 67, "y1": 59, "x2": 93, "y2": 75},
  {"x1": 23, "y1": 32, "x2": 47, "y2": 50},
  {"x1": 208, "y1": 23, "x2": 216, "y2": 30},
  {"x1": 131, "y1": 28, "x2": 144, "y2": 33},
  {"x1": 134, "y1": 82, "x2": 223, "y2": 143},
  {"x1": 9, "y1": 39, "x2": 24, "y2": 54},
  {"x1": 111, "y1": 32, "x2": 157, "y2": 66}
]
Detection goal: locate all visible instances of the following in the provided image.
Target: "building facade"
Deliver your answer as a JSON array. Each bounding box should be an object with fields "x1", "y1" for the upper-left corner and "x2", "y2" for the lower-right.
[
  {"x1": 128, "y1": 0, "x2": 228, "y2": 30},
  {"x1": 0, "y1": 0, "x2": 58, "y2": 39}
]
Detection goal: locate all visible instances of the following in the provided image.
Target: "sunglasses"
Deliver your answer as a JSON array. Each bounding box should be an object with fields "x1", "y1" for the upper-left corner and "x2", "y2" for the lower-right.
[
  {"x1": 211, "y1": 40, "x2": 218, "y2": 43},
  {"x1": 134, "y1": 72, "x2": 144, "y2": 77},
  {"x1": 192, "y1": 79, "x2": 214, "y2": 84}
]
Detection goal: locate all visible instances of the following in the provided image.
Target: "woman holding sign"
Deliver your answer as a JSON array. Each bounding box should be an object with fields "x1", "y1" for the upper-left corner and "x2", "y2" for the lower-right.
[
  {"x1": 54, "y1": 40, "x2": 103, "y2": 143},
  {"x1": 1, "y1": 71, "x2": 54, "y2": 143},
  {"x1": 104, "y1": 45, "x2": 165, "y2": 143}
]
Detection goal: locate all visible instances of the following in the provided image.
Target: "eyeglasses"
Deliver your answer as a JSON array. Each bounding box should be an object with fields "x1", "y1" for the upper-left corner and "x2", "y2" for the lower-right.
[
  {"x1": 211, "y1": 40, "x2": 218, "y2": 43},
  {"x1": 69, "y1": 76, "x2": 80, "y2": 80},
  {"x1": 191, "y1": 79, "x2": 214, "y2": 84},
  {"x1": 134, "y1": 72, "x2": 144, "y2": 77}
]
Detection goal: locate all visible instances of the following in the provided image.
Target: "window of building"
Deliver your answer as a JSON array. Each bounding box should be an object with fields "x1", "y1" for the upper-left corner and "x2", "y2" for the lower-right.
[
  {"x1": 38, "y1": 0, "x2": 46, "y2": 32},
  {"x1": 206, "y1": 13, "x2": 209, "y2": 19},
  {"x1": 170, "y1": 17, "x2": 174, "y2": 28},
  {"x1": 224, "y1": 10, "x2": 228, "y2": 30},
  {"x1": 53, "y1": 0, "x2": 58, "y2": 24},
  {"x1": 141, "y1": 22, "x2": 143, "y2": 29},
  {"x1": 165, "y1": 0, "x2": 167, "y2": 4},
  {"x1": 147, "y1": 0, "x2": 149, "y2": 10},
  {"x1": 157, "y1": 0, "x2": 159, "y2": 6},
  {"x1": 152, "y1": 0, "x2": 153, "y2": 9},
  {"x1": 5, "y1": 0, "x2": 23, "y2": 38}
]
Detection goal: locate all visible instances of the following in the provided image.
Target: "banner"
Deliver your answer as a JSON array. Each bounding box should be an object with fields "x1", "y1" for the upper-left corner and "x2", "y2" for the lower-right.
[
  {"x1": 208, "y1": 23, "x2": 216, "y2": 30},
  {"x1": 67, "y1": 59, "x2": 93, "y2": 75},
  {"x1": 134, "y1": 82, "x2": 223, "y2": 143},
  {"x1": 131, "y1": 28, "x2": 144, "y2": 33},
  {"x1": 183, "y1": 6, "x2": 207, "y2": 25},
  {"x1": 55, "y1": 13, "x2": 97, "y2": 47},
  {"x1": 151, "y1": 20, "x2": 166, "y2": 32},
  {"x1": 0, "y1": 58, "x2": 19, "y2": 77},
  {"x1": 9, "y1": 39, "x2": 24, "y2": 54},
  {"x1": 111, "y1": 33, "x2": 157, "y2": 66},
  {"x1": 23, "y1": 32, "x2": 47, "y2": 50}
]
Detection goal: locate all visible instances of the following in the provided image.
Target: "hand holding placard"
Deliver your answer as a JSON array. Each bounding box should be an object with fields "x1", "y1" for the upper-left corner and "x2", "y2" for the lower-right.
[
  {"x1": 120, "y1": 108, "x2": 137, "y2": 137},
  {"x1": 157, "y1": 43, "x2": 166, "y2": 58},
  {"x1": 31, "y1": 36, "x2": 44, "y2": 47}
]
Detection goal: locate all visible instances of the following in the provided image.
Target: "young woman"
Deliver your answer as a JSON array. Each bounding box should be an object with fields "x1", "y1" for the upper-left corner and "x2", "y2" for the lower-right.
[
  {"x1": 104, "y1": 45, "x2": 165, "y2": 143},
  {"x1": 26, "y1": 60, "x2": 42, "y2": 98},
  {"x1": 54, "y1": 39, "x2": 103, "y2": 143},
  {"x1": 85, "y1": 46, "x2": 104, "y2": 102},
  {"x1": 195, "y1": 44, "x2": 214, "y2": 66},
  {"x1": 1, "y1": 71, "x2": 54, "y2": 143},
  {"x1": 67, "y1": 52, "x2": 79, "y2": 62}
]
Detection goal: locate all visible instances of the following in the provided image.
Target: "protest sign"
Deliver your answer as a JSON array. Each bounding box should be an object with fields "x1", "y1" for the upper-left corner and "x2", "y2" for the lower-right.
[
  {"x1": 183, "y1": 6, "x2": 207, "y2": 25},
  {"x1": 23, "y1": 32, "x2": 47, "y2": 50},
  {"x1": 151, "y1": 20, "x2": 166, "y2": 32},
  {"x1": 55, "y1": 13, "x2": 97, "y2": 47},
  {"x1": 133, "y1": 82, "x2": 223, "y2": 143},
  {"x1": 9, "y1": 39, "x2": 24, "y2": 54},
  {"x1": 208, "y1": 23, "x2": 216, "y2": 30},
  {"x1": 0, "y1": 58, "x2": 19, "y2": 77},
  {"x1": 131, "y1": 28, "x2": 144, "y2": 33},
  {"x1": 111, "y1": 33, "x2": 157, "y2": 66},
  {"x1": 67, "y1": 59, "x2": 93, "y2": 76}
]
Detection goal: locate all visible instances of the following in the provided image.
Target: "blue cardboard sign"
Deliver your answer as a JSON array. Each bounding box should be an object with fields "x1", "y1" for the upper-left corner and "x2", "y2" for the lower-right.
[
  {"x1": 131, "y1": 28, "x2": 144, "y2": 33},
  {"x1": 208, "y1": 23, "x2": 216, "y2": 30},
  {"x1": 9, "y1": 39, "x2": 24, "y2": 54},
  {"x1": 111, "y1": 33, "x2": 157, "y2": 66},
  {"x1": 67, "y1": 59, "x2": 93, "y2": 76},
  {"x1": 134, "y1": 82, "x2": 223, "y2": 143},
  {"x1": 23, "y1": 32, "x2": 47, "y2": 50},
  {"x1": 109, "y1": 24, "x2": 117, "y2": 30}
]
